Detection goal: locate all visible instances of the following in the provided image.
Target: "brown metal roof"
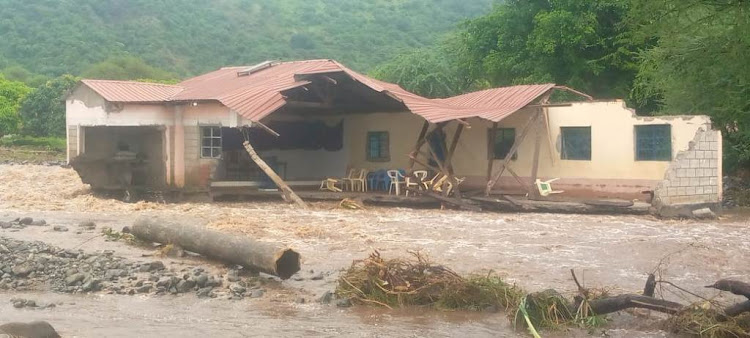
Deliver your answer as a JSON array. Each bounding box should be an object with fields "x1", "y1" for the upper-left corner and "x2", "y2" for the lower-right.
[
  {"x1": 78, "y1": 60, "x2": 565, "y2": 123},
  {"x1": 80, "y1": 79, "x2": 183, "y2": 103}
]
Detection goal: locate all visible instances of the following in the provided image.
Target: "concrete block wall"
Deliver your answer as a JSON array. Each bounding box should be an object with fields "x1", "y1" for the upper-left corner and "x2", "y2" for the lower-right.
[
  {"x1": 653, "y1": 128, "x2": 722, "y2": 207},
  {"x1": 67, "y1": 126, "x2": 78, "y2": 162}
]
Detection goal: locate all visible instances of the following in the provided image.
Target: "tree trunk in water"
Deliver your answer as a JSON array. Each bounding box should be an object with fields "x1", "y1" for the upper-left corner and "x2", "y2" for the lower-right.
[{"x1": 131, "y1": 217, "x2": 301, "y2": 279}]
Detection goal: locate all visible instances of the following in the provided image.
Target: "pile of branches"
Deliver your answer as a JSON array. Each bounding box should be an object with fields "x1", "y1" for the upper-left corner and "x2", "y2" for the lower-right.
[
  {"x1": 337, "y1": 251, "x2": 750, "y2": 337},
  {"x1": 336, "y1": 250, "x2": 523, "y2": 310}
]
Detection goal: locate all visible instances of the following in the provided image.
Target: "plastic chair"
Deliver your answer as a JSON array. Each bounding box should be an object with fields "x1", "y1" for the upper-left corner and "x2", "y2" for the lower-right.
[
  {"x1": 387, "y1": 170, "x2": 406, "y2": 195},
  {"x1": 367, "y1": 170, "x2": 381, "y2": 191},
  {"x1": 405, "y1": 170, "x2": 428, "y2": 196},
  {"x1": 535, "y1": 178, "x2": 564, "y2": 197},
  {"x1": 349, "y1": 169, "x2": 369, "y2": 192},
  {"x1": 340, "y1": 169, "x2": 357, "y2": 191},
  {"x1": 319, "y1": 178, "x2": 342, "y2": 192}
]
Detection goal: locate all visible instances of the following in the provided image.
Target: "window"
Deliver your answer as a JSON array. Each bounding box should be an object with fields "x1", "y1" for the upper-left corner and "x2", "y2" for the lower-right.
[
  {"x1": 366, "y1": 131, "x2": 390, "y2": 162},
  {"x1": 635, "y1": 125, "x2": 672, "y2": 161},
  {"x1": 561, "y1": 127, "x2": 591, "y2": 160},
  {"x1": 489, "y1": 128, "x2": 518, "y2": 160},
  {"x1": 201, "y1": 126, "x2": 222, "y2": 158}
]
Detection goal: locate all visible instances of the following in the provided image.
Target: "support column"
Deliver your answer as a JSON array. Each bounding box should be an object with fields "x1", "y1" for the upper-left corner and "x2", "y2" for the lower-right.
[{"x1": 173, "y1": 106, "x2": 185, "y2": 188}]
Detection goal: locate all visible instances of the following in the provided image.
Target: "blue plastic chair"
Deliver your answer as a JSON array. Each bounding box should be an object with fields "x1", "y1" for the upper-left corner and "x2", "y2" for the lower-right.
[{"x1": 367, "y1": 171, "x2": 381, "y2": 191}]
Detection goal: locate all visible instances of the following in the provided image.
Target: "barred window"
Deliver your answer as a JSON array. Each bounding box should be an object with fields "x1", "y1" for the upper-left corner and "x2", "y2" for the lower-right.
[
  {"x1": 561, "y1": 127, "x2": 591, "y2": 160},
  {"x1": 366, "y1": 131, "x2": 390, "y2": 162},
  {"x1": 201, "y1": 126, "x2": 222, "y2": 158},
  {"x1": 635, "y1": 125, "x2": 672, "y2": 161}
]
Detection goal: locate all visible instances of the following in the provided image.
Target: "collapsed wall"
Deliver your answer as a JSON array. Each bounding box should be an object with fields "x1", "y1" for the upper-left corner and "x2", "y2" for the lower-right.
[{"x1": 652, "y1": 128, "x2": 723, "y2": 217}]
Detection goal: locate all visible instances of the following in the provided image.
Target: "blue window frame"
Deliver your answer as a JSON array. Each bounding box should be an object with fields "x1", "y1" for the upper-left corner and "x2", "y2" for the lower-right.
[
  {"x1": 366, "y1": 131, "x2": 390, "y2": 162},
  {"x1": 635, "y1": 125, "x2": 672, "y2": 161},
  {"x1": 561, "y1": 126, "x2": 591, "y2": 160}
]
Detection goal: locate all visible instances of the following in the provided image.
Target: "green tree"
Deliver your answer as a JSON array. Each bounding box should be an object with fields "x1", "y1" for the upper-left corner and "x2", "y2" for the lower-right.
[
  {"x1": 82, "y1": 56, "x2": 177, "y2": 82},
  {"x1": 630, "y1": 0, "x2": 750, "y2": 170},
  {"x1": 0, "y1": 75, "x2": 31, "y2": 136},
  {"x1": 19, "y1": 75, "x2": 79, "y2": 137},
  {"x1": 455, "y1": 0, "x2": 638, "y2": 101},
  {"x1": 371, "y1": 47, "x2": 479, "y2": 98}
]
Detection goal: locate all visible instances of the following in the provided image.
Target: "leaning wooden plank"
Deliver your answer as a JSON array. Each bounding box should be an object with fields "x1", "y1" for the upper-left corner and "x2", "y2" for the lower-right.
[
  {"x1": 131, "y1": 217, "x2": 301, "y2": 280},
  {"x1": 243, "y1": 141, "x2": 308, "y2": 209}
]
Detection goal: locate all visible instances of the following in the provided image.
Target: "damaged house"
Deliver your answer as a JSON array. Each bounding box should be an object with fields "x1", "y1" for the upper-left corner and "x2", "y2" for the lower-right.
[{"x1": 65, "y1": 59, "x2": 722, "y2": 214}]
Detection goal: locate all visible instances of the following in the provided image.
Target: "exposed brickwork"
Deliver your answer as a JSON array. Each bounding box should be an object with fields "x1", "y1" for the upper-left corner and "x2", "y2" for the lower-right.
[{"x1": 653, "y1": 128, "x2": 722, "y2": 207}]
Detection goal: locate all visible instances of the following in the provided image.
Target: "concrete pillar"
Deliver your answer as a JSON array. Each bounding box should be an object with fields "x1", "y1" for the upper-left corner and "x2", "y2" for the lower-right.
[
  {"x1": 165, "y1": 126, "x2": 173, "y2": 186},
  {"x1": 174, "y1": 106, "x2": 185, "y2": 187}
]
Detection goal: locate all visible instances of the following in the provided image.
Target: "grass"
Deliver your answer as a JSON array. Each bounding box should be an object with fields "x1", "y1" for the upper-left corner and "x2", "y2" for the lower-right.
[
  {"x1": 0, "y1": 135, "x2": 66, "y2": 151},
  {"x1": 0, "y1": 135, "x2": 66, "y2": 162}
]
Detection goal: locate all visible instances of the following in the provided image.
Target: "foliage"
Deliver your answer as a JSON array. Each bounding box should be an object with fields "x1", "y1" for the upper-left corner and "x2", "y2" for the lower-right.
[
  {"x1": 82, "y1": 56, "x2": 177, "y2": 82},
  {"x1": 629, "y1": 0, "x2": 750, "y2": 171},
  {"x1": 18, "y1": 75, "x2": 79, "y2": 138},
  {"x1": 666, "y1": 306, "x2": 749, "y2": 338},
  {"x1": 0, "y1": 0, "x2": 492, "y2": 78},
  {"x1": 456, "y1": 0, "x2": 639, "y2": 101},
  {"x1": 0, "y1": 76, "x2": 31, "y2": 136},
  {"x1": 0, "y1": 135, "x2": 66, "y2": 152}
]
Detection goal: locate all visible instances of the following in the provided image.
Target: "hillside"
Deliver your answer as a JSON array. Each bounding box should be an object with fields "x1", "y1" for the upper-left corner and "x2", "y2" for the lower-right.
[{"x1": 0, "y1": 0, "x2": 492, "y2": 78}]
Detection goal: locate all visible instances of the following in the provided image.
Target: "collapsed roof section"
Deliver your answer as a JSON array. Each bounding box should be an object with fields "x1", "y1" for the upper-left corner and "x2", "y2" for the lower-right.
[{"x1": 76, "y1": 59, "x2": 579, "y2": 123}]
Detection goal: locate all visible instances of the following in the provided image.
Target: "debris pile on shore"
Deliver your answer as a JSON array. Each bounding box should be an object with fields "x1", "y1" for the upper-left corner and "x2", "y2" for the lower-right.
[{"x1": 336, "y1": 250, "x2": 523, "y2": 311}]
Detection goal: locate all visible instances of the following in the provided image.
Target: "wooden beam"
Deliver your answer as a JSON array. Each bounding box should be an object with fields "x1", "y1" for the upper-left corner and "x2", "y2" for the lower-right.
[
  {"x1": 485, "y1": 112, "x2": 541, "y2": 195},
  {"x1": 253, "y1": 121, "x2": 280, "y2": 137},
  {"x1": 408, "y1": 121, "x2": 430, "y2": 172},
  {"x1": 529, "y1": 113, "x2": 543, "y2": 199},
  {"x1": 553, "y1": 85, "x2": 593, "y2": 101},
  {"x1": 242, "y1": 141, "x2": 308, "y2": 209},
  {"x1": 408, "y1": 154, "x2": 443, "y2": 174},
  {"x1": 445, "y1": 123, "x2": 464, "y2": 175},
  {"x1": 505, "y1": 166, "x2": 533, "y2": 196}
]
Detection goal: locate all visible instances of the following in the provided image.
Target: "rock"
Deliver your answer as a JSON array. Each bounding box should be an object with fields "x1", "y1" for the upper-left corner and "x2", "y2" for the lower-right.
[
  {"x1": 11, "y1": 263, "x2": 34, "y2": 277},
  {"x1": 148, "y1": 261, "x2": 165, "y2": 271},
  {"x1": 336, "y1": 298, "x2": 352, "y2": 308},
  {"x1": 226, "y1": 270, "x2": 240, "y2": 282},
  {"x1": 0, "y1": 321, "x2": 61, "y2": 338},
  {"x1": 296, "y1": 297, "x2": 306, "y2": 304},
  {"x1": 30, "y1": 220, "x2": 47, "y2": 226},
  {"x1": 12, "y1": 300, "x2": 25, "y2": 308},
  {"x1": 318, "y1": 291, "x2": 334, "y2": 304},
  {"x1": 104, "y1": 269, "x2": 125, "y2": 280},
  {"x1": 52, "y1": 225, "x2": 69, "y2": 232},
  {"x1": 18, "y1": 217, "x2": 33, "y2": 225},
  {"x1": 195, "y1": 274, "x2": 209, "y2": 288},
  {"x1": 311, "y1": 272, "x2": 325, "y2": 281},
  {"x1": 81, "y1": 277, "x2": 101, "y2": 292},
  {"x1": 0, "y1": 221, "x2": 11, "y2": 229},
  {"x1": 65, "y1": 273, "x2": 86, "y2": 286},
  {"x1": 229, "y1": 283, "x2": 246, "y2": 294},
  {"x1": 136, "y1": 284, "x2": 152, "y2": 293},
  {"x1": 78, "y1": 221, "x2": 96, "y2": 230},
  {"x1": 176, "y1": 279, "x2": 196, "y2": 293},
  {"x1": 196, "y1": 287, "x2": 213, "y2": 298},
  {"x1": 692, "y1": 207, "x2": 717, "y2": 219},
  {"x1": 249, "y1": 289, "x2": 265, "y2": 298}
]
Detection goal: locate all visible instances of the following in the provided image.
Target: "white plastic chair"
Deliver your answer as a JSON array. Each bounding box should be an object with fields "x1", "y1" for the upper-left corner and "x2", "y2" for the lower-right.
[
  {"x1": 535, "y1": 178, "x2": 564, "y2": 197},
  {"x1": 387, "y1": 170, "x2": 405, "y2": 196}
]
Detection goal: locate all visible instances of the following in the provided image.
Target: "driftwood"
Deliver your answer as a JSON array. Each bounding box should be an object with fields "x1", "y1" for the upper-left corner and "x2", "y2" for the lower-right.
[
  {"x1": 407, "y1": 187, "x2": 482, "y2": 212},
  {"x1": 131, "y1": 217, "x2": 301, "y2": 279},
  {"x1": 563, "y1": 271, "x2": 750, "y2": 319}
]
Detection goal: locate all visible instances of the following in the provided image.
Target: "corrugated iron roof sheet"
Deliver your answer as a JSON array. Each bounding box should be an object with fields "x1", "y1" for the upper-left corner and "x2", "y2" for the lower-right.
[
  {"x1": 80, "y1": 79, "x2": 183, "y2": 103},
  {"x1": 79, "y1": 60, "x2": 561, "y2": 123}
]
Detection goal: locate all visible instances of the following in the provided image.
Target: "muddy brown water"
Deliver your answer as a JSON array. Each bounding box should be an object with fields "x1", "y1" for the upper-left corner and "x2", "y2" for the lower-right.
[{"x1": 0, "y1": 166, "x2": 748, "y2": 337}]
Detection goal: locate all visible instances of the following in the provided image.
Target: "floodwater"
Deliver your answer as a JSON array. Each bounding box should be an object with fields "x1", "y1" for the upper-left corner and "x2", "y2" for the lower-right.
[{"x1": 0, "y1": 165, "x2": 748, "y2": 337}]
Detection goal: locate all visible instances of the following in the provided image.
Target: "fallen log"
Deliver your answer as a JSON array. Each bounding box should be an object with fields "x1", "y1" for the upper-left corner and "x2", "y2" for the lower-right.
[
  {"x1": 131, "y1": 217, "x2": 301, "y2": 280},
  {"x1": 243, "y1": 141, "x2": 308, "y2": 209},
  {"x1": 408, "y1": 187, "x2": 482, "y2": 212},
  {"x1": 707, "y1": 279, "x2": 750, "y2": 300},
  {"x1": 588, "y1": 294, "x2": 685, "y2": 315}
]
